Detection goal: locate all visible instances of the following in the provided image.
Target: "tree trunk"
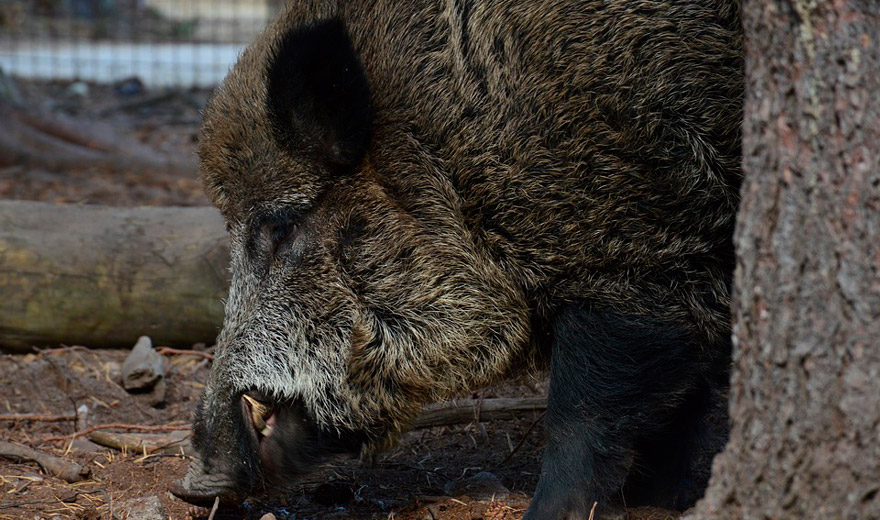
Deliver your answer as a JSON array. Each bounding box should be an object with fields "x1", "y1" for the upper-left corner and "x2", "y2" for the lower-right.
[
  {"x1": 690, "y1": 1, "x2": 880, "y2": 518},
  {"x1": 0, "y1": 201, "x2": 229, "y2": 352}
]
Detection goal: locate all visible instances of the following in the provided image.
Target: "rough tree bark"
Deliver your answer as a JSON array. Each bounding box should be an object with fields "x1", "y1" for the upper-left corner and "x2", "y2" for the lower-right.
[{"x1": 690, "y1": 1, "x2": 880, "y2": 518}]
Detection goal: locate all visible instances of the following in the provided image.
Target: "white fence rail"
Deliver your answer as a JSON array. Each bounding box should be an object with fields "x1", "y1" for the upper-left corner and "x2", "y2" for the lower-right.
[
  {"x1": 0, "y1": 0, "x2": 277, "y2": 88},
  {"x1": 0, "y1": 42, "x2": 245, "y2": 88}
]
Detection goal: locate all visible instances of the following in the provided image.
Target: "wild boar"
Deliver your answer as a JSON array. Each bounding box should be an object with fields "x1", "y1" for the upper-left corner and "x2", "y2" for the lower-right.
[{"x1": 172, "y1": 1, "x2": 743, "y2": 518}]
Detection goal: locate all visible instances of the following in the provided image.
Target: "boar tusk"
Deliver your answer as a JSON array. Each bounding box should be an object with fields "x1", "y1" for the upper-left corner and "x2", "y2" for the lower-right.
[{"x1": 242, "y1": 395, "x2": 273, "y2": 436}]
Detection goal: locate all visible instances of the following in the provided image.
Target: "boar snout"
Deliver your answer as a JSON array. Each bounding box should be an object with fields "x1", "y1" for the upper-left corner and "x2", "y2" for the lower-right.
[
  {"x1": 175, "y1": 391, "x2": 366, "y2": 506},
  {"x1": 172, "y1": 392, "x2": 262, "y2": 505},
  {"x1": 171, "y1": 455, "x2": 239, "y2": 506}
]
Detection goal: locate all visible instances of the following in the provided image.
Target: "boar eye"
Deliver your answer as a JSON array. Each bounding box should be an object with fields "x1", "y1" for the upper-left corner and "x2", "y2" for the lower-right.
[
  {"x1": 249, "y1": 209, "x2": 303, "y2": 260},
  {"x1": 270, "y1": 220, "x2": 298, "y2": 254}
]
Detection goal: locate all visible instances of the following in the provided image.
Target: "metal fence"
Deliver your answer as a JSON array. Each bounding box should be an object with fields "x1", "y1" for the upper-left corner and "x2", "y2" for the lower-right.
[{"x1": 0, "y1": 0, "x2": 284, "y2": 88}]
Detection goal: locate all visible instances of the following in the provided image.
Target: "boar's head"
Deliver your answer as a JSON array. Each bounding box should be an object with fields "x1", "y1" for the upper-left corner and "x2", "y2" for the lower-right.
[{"x1": 172, "y1": 14, "x2": 529, "y2": 505}]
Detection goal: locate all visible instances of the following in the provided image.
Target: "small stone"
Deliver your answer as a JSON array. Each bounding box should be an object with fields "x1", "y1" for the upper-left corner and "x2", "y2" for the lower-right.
[
  {"x1": 66, "y1": 81, "x2": 89, "y2": 97},
  {"x1": 114, "y1": 76, "x2": 144, "y2": 96},
  {"x1": 147, "y1": 378, "x2": 167, "y2": 407},
  {"x1": 259, "y1": 514, "x2": 277, "y2": 520},
  {"x1": 117, "y1": 495, "x2": 164, "y2": 520},
  {"x1": 443, "y1": 471, "x2": 510, "y2": 500},
  {"x1": 121, "y1": 336, "x2": 164, "y2": 392}
]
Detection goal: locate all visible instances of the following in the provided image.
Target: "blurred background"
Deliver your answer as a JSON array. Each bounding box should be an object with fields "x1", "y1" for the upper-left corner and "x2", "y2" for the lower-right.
[
  {"x1": 0, "y1": 0, "x2": 285, "y2": 87},
  {"x1": 0, "y1": 0, "x2": 292, "y2": 206}
]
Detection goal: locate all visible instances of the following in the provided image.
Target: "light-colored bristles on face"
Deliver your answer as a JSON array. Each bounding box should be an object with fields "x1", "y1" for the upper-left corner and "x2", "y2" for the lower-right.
[
  {"x1": 197, "y1": 8, "x2": 536, "y2": 435},
  {"x1": 208, "y1": 178, "x2": 531, "y2": 443}
]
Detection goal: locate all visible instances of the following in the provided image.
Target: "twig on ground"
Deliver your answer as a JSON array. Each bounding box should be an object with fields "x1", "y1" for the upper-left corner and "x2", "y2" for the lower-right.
[
  {"x1": 207, "y1": 496, "x2": 220, "y2": 520},
  {"x1": 0, "y1": 441, "x2": 89, "y2": 482},
  {"x1": 101, "y1": 488, "x2": 121, "y2": 520},
  {"x1": 0, "y1": 413, "x2": 77, "y2": 422},
  {"x1": 97, "y1": 91, "x2": 177, "y2": 116},
  {"x1": 13, "y1": 110, "x2": 112, "y2": 151},
  {"x1": 88, "y1": 430, "x2": 191, "y2": 456},
  {"x1": 411, "y1": 397, "x2": 547, "y2": 430},
  {"x1": 44, "y1": 423, "x2": 190, "y2": 442},
  {"x1": 0, "y1": 492, "x2": 83, "y2": 510},
  {"x1": 35, "y1": 398, "x2": 539, "y2": 452},
  {"x1": 35, "y1": 345, "x2": 90, "y2": 355},
  {"x1": 156, "y1": 347, "x2": 214, "y2": 360},
  {"x1": 499, "y1": 411, "x2": 546, "y2": 466}
]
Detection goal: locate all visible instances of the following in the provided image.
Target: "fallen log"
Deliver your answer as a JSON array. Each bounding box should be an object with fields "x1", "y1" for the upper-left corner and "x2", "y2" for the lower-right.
[
  {"x1": 0, "y1": 99, "x2": 197, "y2": 175},
  {"x1": 43, "y1": 398, "x2": 547, "y2": 457},
  {"x1": 411, "y1": 397, "x2": 547, "y2": 429},
  {"x1": 87, "y1": 430, "x2": 191, "y2": 456},
  {"x1": 0, "y1": 441, "x2": 90, "y2": 482},
  {"x1": 0, "y1": 200, "x2": 229, "y2": 352},
  {"x1": 0, "y1": 413, "x2": 77, "y2": 422}
]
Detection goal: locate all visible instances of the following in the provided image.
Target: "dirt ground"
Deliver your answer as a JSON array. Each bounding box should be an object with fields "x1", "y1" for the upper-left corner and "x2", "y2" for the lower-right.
[
  {"x1": 0, "y1": 347, "x2": 552, "y2": 520},
  {"x1": 1, "y1": 79, "x2": 681, "y2": 520}
]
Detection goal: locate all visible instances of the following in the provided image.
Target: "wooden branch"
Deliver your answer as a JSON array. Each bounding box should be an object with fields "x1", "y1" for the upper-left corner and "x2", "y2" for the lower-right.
[
  {"x1": 0, "y1": 441, "x2": 89, "y2": 483},
  {"x1": 40, "y1": 398, "x2": 542, "y2": 458},
  {"x1": 0, "y1": 101, "x2": 196, "y2": 174},
  {"x1": 44, "y1": 423, "x2": 191, "y2": 442},
  {"x1": 0, "y1": 201, "x2": 229, "y2": 352},
  {"x1": 207, "y1": 497, "x2": 220, "y2": 520},
  {"x1": 500, "y1": 410, "x2": 546, "y2": 465},
  {"x1": 24, "y1": 398, "x2": 542, "y2": 464},
  {"x1": 14, "y1": 109, "x2": 114, "y2": 153},
  {"x1": 80, "y1": 398, "x2": 544, "y2": 438},
  {"x1": 87, "y1": 430, "x2": 191, "y2": 456},
  {"x1": 411, "y1": 397, "x2": 547, "y2": 429},
  {"x1": 0, "y1": 413, "x2": 77, "y2": 422},
  {"x1": 157, "y1": 347, "x2": 215, "y2": 360}
]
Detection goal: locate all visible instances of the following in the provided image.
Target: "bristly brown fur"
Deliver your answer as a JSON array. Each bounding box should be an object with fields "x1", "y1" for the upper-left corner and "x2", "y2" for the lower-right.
[{"x1": 190, "y1": 0, "x2": 743, "y2": 510}]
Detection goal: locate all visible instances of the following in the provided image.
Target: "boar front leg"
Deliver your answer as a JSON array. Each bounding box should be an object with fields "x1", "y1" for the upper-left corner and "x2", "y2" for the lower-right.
[{"x1": 525, "y1": 304, "x2": 704, "y2": 520}]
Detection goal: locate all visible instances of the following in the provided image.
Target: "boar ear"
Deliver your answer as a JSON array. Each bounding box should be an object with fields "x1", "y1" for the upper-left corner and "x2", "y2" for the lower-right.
[{"x1": 266, "y1": 18, "x2": 371, "y2": 171}]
